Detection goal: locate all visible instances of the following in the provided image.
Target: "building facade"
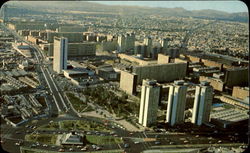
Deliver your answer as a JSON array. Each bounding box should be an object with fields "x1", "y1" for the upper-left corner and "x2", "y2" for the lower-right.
[
  {"x1": 139, "y1": 79, "x2": 161, "y2": 127},
  {"x1": 120, "y1": 71, "x2": 138, "y2": 95},
  {"x1": 118, "y1": 35, "x2": 126, "y2": 52},
  {"x1": 144, "y1": 37, "x2": 152, "y2": 58},
  {"x1": 118, "y1": 33, "x2": 135, "y2": 53},
  {"x1": 192, "y1": 81, "x2": 213, "y2": 126},
  {"x1": 160, "y1": 38, "x2": 169, "y2": 54},
  {"x1": 166, "y1": 80, "x2": 187, "y2": 126},
  {"x1": 53, "y1": 37, "x2": 68, "y2": 73}
]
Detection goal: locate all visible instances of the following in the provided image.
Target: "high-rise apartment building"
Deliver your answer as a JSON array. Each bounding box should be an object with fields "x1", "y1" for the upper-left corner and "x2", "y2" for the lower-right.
[
  {"x1": 192, "y1": 81, "x2": 213, "y2": 126},
  {"x1": 53, "y1": 37, "x2": 68, "y2": 73},
  {"x1": 118, "y1": 33, "x2": 135, "y2": 53},
  {"x1": 139, "y1": 79, "x2": 161, "y2": 127},
  {"x1": 126, "y1": 33, "x2": 135, "y2": 51},
  {"x1": 160, "y1": 38, "x2": 169, "y2": 54},
  {"x1": 166, "y1": 80, "x2": 187, "y2": 126},
  {"x1": 144, "y1": 37, "x2": 152, "y2": 58},
  {"x1": 118, "y1": 34, "x2": 126, "y2": 52},
  {"x1": 120, "y1": 71, "x2": 138, "y2": 95}
]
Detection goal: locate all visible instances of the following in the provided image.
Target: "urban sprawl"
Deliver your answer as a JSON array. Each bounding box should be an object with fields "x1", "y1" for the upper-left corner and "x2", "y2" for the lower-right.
[{"x1": 0, "y1": 2, "x2": 249, "y2": 153}]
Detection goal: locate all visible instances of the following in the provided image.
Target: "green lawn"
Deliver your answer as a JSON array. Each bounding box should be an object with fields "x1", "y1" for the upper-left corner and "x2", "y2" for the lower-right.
[
  {"x1": 38, "y1": 122, "x2": 59, "y2": 130},
  {"x1": 66, "y1": 92, "x2": 93, "y2": 112},
  {"x1": 25, "y1": 134, "x2": 58, "y2": 145},
  {"x1": 38, "y1": 120, "x2": 111, "y2": 132},
  {"x1": 60, "y1": 120, "x2": 111, "y2": 132},
  {"x1": 86, "y1": 135, "x2": 123, "y2": 145}
]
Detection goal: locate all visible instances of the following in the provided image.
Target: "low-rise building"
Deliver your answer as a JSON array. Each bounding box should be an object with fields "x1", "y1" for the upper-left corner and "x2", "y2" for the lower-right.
[
  {"x1": 232, "y1": 86, "x2": 249, "y2": 100},
  {"x1": 210, "y1": 108, "x2": 248, "y2": 128},
  {"x1": 96, "y1": 65, "x2": 118, "y2": 80}
]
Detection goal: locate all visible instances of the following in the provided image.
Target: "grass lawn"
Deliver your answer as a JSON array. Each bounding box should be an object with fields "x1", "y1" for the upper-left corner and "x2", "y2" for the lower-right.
[
  {"x1": 38, "y1": 122, "x2": 59, "y2": 130},
  {"x1": 25, "y1": 134, "x2": 58, "y2": 145},
  {"x1": 60, "y1": 120, "x2": 111, "y2": 132},
  {"x1": 38, "y1": 120, "x2": 111, "y2": 132},
  {"x1": 66, "y1": 92, "x2": 93, "y2": 112},
  {"x1": 86, "y1": 135, "x2": 123, "y2": 145},
  {"x1": 81, "y1": 105, "x2": 94, "y2": 113}
]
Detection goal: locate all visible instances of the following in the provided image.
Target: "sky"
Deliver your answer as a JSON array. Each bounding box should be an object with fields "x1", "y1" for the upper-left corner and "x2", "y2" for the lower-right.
[{"x1": 93, "y1": 1, "x2": 248, "y2": 13}]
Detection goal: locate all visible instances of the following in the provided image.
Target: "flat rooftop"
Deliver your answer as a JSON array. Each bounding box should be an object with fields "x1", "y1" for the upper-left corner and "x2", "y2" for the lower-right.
[{"x1": 210, "y1": 108, "x2": 248, "y2": 123}]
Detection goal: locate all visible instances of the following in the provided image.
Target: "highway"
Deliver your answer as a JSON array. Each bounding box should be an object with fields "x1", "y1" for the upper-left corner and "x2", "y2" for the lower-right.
[{"x1": 3, "y1": 23, "x2": 78, "y2": 117}]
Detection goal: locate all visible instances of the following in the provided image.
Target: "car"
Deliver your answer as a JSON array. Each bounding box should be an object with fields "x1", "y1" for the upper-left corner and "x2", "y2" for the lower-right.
[
  {"x1": 124, "y1": 144, "x2": 129, "y2": 148},
  {"x1": 42, "y1": 144, "x2": 48, "y2": 147},
  {"x1": 86, "y1": 132, "x2": 91, "y2": 135},
  {"x1": 69, "y1": 148, "x2": 73, "y2": 151},
  {"x1": 15, "y1": 142, "x2": 20, "y2": 146},
  {"x1": 58, "y1": 148, "x2": 65, "y2": 152},
  {"x1": 155, "y1": 141, "x2": 161, "y2": 145},
  {"x1": 134, "y1": 141, "x2": 140, "y2": 144},
  {"x1": 30, "y1": 144, "x2": 36, "y2": 148},
  {"x1": 169, "y1": 142, "x2": 175, "y2": 145},
  {"x1": 81, "y1": 147, "x2": 87, "y2": 151},
  {"x1": 96, "y1": 146, "x2": 101, "y2": 150}
]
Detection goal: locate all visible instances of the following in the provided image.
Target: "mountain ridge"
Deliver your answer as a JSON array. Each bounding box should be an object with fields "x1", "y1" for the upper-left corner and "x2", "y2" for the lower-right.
[{"x1": 4, "y1": 1, "x2": 249, "y2": 23}]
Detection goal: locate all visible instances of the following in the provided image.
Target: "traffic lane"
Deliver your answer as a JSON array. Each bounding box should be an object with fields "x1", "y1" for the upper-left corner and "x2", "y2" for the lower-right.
[
  {"x1": 43, "y1": 68, "x2": 71, "y2": 113},
  {"x1": 42, "y1": 67, "x2": 66, "y2": 112}
]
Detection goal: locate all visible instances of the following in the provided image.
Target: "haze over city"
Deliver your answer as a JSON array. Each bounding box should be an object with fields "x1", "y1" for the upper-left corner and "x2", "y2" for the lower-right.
[{"x1": 0, "y1": 1, "x2": 249, "y2": 153}]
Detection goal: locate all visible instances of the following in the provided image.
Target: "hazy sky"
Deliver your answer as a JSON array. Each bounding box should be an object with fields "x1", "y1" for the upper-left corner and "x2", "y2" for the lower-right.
[{"x1": 93, "y1": 1, "x2": 248, "y2": 13}]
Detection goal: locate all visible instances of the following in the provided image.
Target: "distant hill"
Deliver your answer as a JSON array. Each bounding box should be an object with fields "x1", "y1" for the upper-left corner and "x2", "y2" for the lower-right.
[{"x1": 4, "y1": 1, "x2": 249, "y2": 23}]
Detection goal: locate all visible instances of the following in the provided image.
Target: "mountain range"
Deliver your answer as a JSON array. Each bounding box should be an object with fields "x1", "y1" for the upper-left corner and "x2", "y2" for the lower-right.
[{"x1": 4, "y1": 1, "x2": 249, "y2": 23}]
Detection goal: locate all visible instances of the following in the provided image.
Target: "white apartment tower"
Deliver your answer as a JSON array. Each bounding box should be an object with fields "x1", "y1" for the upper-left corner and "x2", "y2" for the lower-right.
[
  {"x1": 192, "y1": 81, "x2": 213, "y2": 126},
  {"x1": 139, "y1": 79, "x2": 161, "y2": 127},
  {"x1": 166, "y1": 80, "x2": 187, "y2": 126},
  {"x1": 118, "y1": 34, "x2": 126, "y2": 52},
  {"x1": 53, "y1": 37, "x2": 68, "y2": 73},
  {"x1": 118, "y1": 33, "x2": 135, "y2": 53}
]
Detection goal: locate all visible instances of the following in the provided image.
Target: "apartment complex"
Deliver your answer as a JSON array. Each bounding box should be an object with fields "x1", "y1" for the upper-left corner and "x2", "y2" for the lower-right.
[
  {"x1": 53, "y1": 37, "x2": 68, "y2": 73},
  {"x1": 139, "y1": 79, "x2": 161, "y2": 127},
  {"x1": 192, "y1": 81, "x2": 213, "y2": 126}
]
